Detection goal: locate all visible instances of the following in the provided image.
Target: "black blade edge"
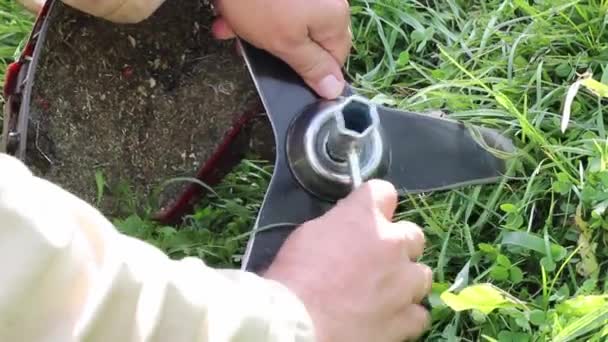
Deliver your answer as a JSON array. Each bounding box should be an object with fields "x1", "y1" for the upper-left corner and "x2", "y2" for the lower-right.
[{"x1": 377, "y1": 106, "x2": 516, "y2": 195}]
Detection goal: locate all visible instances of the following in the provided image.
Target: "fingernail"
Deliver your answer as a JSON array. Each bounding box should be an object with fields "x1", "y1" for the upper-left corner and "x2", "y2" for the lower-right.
[{"x1": 317, "y1": 74, "x2": 344, "y2": 99}]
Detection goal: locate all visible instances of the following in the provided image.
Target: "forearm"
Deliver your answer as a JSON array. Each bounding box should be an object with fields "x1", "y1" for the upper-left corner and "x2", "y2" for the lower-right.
[
  {"x1": 0, "y1": 154, "x2": 314, "y2": 342},
  {"x1": 61, "y1": 0, "x2": 166, "y2": 23}
]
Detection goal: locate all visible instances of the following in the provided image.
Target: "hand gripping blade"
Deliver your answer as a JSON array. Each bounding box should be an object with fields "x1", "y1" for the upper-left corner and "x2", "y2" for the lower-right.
[{"x1": 238, "y1": 41, "x2": 515, "y2": 274}]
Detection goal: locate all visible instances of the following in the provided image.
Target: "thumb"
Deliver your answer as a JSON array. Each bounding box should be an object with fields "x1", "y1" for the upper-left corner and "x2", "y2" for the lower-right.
[
  {"x1": 335, "y1": 179, "x2": 398, "y2": 221},
  {"x1": 272, "y1": 40, "x2": 346, "y2": 99},
  {"x1": 211, "y1": 17, "x2": 236, "y2": 40}
]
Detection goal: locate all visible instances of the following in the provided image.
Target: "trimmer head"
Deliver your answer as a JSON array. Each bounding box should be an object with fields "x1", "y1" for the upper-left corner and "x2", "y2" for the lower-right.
[{"x1": 237, "y1": 42, "x2": 516, "y2": 273}]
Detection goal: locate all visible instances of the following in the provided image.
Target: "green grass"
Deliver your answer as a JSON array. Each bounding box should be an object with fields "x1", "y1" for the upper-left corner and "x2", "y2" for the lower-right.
[
  {"x1": 0, "y1": 0, "x2": 33, "y2": 105},
  {"x1": 4, "y1": 1, "x2": 608, "y2": 341}
]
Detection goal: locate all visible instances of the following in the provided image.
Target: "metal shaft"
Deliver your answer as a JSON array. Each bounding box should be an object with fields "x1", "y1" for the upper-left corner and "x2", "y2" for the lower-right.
[{"x1": 347, "y1": 149, "x2": 362, "y2": 188}]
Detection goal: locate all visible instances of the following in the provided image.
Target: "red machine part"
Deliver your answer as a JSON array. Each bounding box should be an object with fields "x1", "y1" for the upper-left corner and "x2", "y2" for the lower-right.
[
  {"x1": 154, "y1": 108, "x2": 264, "y2": 224},
  {"x1": 4, "y1": 2, "x2": 50, "y2": 99}
]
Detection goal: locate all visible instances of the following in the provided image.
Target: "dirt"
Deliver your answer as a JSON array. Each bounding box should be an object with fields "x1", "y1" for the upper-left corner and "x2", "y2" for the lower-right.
[{"x1": 25, "y1": 0, "x2": 274, "y2": 217}]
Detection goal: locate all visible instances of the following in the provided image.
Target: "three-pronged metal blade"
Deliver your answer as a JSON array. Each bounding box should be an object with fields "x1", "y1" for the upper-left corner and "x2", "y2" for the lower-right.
[{"x1": 238, "y1": 41, "x2": 514, "y2": 273}]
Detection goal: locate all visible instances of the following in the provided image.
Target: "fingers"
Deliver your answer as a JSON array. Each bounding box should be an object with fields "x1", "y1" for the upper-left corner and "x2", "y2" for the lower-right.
[
  {"x1": 314, "y1": 28, "x2": 352, "y2": 67},
  {"x1": 365, "y1": 179, "x2": 399, "y2": 219},
  {"x1": 390, "y1": 221, "x2": 431, "y2": 304},
  {"x1": 390, "y1": 221, "x2": 431, "y2": 306},
  {"x1": 277, "y1": 0, "x2": 351, "y2": 98},
  {"x1": 271, "y1": 38, "x2": 346, "y2": 99},
  {"x1": 395, "y1": 304, "x2": 431, "y2": 341},
  {"x1": 338, "y1": 179, "x2": 398, "y2": 220},
  {"x1": 16, "y1": 0, "x2": 43, "y2": 14},
  {"x1": 210, "y1": 0, "x2": 351, "y2": 99},
  {"x1": 211, "y1": 17, "x2": 236, "y2": 40},
  {"x1": 392, "y1": 221, "x2": 426, "y2": 260},
  {"x1": 407, "y1": 262, "x2": 433, "y2": 304},
  {"x1": 211, "y1": 16, "x2": 347, "y2": 99},
  {"x1": 308, "y1": 0, "x2": 352, "y2": 66}
]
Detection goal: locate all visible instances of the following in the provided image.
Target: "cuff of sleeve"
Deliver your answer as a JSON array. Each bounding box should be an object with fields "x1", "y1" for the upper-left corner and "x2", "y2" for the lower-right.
[
  {"x1": 217, "y1": 269, "x2": 317, "y2": 342},
  {"x1": 104, "y1": 0, "x2": 166, "y2": 24},
  {"x1": 0, "y1": 154, "x2": 33, "y2": 188},
  {"x1": 265, "y1": 277, "x2": 316, "y2": 342}
]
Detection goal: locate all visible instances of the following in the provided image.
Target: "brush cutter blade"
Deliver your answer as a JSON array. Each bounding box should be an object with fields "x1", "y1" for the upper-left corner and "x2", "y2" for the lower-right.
[{"x1": 239, "y1": 42, "x2": 515, "y2": 273}]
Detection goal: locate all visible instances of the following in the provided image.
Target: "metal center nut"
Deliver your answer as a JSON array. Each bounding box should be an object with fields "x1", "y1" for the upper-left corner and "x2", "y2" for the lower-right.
[
  {"x1": 286, "y1": 95, "x2": 389, "y2": 200},
  {"x1": 307, "y1": 95, "x2": 383, "y2": 185},
  {"x1": 326, "y1": 98, "x2": 379, "y2": 163}
]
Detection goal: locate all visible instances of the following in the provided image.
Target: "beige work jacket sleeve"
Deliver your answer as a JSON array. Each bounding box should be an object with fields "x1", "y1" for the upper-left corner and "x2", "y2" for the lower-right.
[
  {"x1": 0, "y1": 153, "x2": 315, "y2": 342},
  {"x1": 61, "y1": 0, "x2": 167, "y2": 23}
]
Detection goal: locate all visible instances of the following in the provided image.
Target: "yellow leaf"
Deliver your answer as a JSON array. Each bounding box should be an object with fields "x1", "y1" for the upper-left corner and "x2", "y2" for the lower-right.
[
  {"x1": 581, "y1": 78, "x2": 608, "y2": 98},
  {"x1": 440, "y1": 283, "x2": 523, "y2": 314},
  {"x1": 574, "y1": 204, "x2": 599, "y2": 277},
  {"x1": 561, "y1": 73, "x2": 608, "y2": 133}
]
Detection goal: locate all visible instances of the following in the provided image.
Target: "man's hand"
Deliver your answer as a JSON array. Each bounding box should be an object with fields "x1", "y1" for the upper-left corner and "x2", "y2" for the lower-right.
[
  {"x1": 264, "y1": 180, "x2": 432, "y2": 342},
  {"x1": 212, "y1": 0, "x2": 352, "y2": 99}
]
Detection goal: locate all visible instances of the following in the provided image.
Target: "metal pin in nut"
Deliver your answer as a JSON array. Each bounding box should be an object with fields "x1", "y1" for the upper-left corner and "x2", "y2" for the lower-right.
[{"x1": 347, "y1": 150, "x2": 362, "y2": 188}]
